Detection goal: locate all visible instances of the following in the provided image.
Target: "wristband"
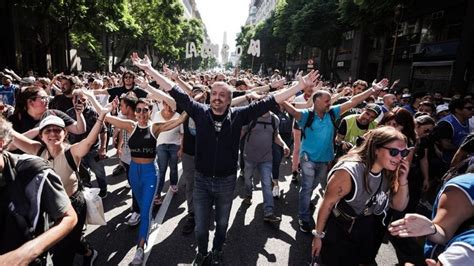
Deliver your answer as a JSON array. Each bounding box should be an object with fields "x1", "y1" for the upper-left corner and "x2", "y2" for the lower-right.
[
  {"x1": 311, "y1": 230, "x2": 325, "y2": 239},
  {"x1": 429, "y1": 223, "x2": 437, "y2": 236}
]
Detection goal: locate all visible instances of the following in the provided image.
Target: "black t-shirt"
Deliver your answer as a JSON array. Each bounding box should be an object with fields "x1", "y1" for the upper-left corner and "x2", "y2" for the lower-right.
[
  {"x1": 8, "y1": 109, "x2": 75, "y2": 134},
  {"x1": 182, "y1": 117, "x2": 196, "y2": 156},
  {"x1": 48, "y1": 94, "x2": 74, "y2": 113},
  {"x1": 211, "y1": 112, "x2": 226, "y2": 133},
  {"x1": 337, "y1": 117, "x2": 370, "y2": 136},
  {"x1": 107, "y1": 86, "x2": 148, "y2": 101}
]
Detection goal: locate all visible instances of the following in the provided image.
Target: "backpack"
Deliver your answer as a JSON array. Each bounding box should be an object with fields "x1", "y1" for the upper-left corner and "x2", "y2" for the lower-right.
[
  {"x1": 245, "y1": 115, "x2": 277, "y2": 142},
  {"x1": 0, "y1": 152, "x2": 55, "y2": 257},
  {"x1": 301, "y1": 109, "x2": 338, "y2": 139}
]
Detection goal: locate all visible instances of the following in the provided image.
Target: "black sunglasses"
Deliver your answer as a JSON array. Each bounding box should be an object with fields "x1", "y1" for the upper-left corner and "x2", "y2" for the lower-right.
[
  {"x1": 381, "y1": 146, "x2": 410, "y2": 157},
  {"x1": 135, "y1": 107, "x2": 149, "y2": 113}
]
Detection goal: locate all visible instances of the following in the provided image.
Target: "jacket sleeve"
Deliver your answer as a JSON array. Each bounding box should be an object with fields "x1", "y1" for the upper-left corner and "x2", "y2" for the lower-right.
[
  {"x1": 168, "y1": 85, "x2": 205, "y2": 118},
  {"x1": 236, "y1": 95, "x2": 278, "y2": 125}
]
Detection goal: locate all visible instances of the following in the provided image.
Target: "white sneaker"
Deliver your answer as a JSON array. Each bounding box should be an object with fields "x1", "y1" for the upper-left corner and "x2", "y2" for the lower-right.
[
  {"x1": 125, "y1": 212, "x2": 140, "y2": 226},
  {"x1": 129, "y1": 247, "x2": 144, "y2": 266},
  {"x1": 272, "y1": 185, "x2": 280, "y2": 198}
]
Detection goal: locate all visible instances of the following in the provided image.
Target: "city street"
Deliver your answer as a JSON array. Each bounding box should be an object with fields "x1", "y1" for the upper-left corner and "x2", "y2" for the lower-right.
[{"x1": 77, "y1": 152, "x2": 398, "y2": 265}]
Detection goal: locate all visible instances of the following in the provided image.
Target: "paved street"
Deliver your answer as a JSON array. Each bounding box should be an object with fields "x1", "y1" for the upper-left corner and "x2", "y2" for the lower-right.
[{"x1": 76, "y1": 152, "x2": 398, "y2": 265}]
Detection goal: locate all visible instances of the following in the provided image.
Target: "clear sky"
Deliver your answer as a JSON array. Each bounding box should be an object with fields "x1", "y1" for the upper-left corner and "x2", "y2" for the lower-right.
[{"x1": 195, "y1": 0, "x2": 251, "y2": 52}]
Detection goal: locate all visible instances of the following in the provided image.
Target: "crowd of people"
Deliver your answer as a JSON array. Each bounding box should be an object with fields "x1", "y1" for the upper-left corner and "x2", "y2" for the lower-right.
[{"x1": 0, "y1": 52, "x2": 473, "y2": 266}]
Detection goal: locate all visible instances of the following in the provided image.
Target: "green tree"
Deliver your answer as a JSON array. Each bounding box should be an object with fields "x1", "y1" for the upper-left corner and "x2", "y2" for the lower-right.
[{"x1": 175, "y1": 18, "x2": 205, "y2": 70}]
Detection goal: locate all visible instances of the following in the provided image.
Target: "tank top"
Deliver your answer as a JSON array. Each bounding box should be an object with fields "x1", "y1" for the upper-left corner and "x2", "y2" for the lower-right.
[
  {"x1": 439, "y1": 114, "x2": 470, "y2": 162},
  {"x1": 329, "y1": 160, "x2": 391, "y2": 217},
  {"x1": 39, "y1": 145, "x2": 78, "y2": 197},
  {"x1": 128, "y1": 123, "x2": 157, "y2": 158}
]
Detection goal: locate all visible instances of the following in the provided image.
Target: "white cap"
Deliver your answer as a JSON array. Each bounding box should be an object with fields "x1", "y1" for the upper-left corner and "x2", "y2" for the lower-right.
[
  {"x1": 436, "y1": 104, "x2": 449, "y2": 114},
  {"x1": 39, "y1": 115, "x2": 65, "y2": 130}
]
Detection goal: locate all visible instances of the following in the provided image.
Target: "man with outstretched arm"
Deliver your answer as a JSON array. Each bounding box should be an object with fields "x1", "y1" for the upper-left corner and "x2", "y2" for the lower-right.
[
  {"x1": 281, "y1": 79, "x2": 388, "y2": 233},
  {"x1": 131, "y1": 52, "x2": 320, "y2": 265}
]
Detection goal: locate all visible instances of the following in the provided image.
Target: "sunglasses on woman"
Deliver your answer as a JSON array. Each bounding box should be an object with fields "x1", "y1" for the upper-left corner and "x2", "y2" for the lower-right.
[
  {"x1": 381, "y1": 146, "x2": 410, "y2": 157},
  {"x1": 43, "y1": 127, "x2": 63, "y2": 134},
  {"x1": 135, "y1": 107, "x2": 149, "y2": 113}
]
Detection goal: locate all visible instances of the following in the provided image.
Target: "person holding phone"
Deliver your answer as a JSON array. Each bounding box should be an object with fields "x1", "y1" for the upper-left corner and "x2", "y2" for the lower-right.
[{"x1": 311, "y1": 126, "x2": 410, "y2": 265}]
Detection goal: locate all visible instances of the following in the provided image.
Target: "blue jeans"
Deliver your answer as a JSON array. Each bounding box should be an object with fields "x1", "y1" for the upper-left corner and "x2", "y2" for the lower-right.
[
  {"x1": 156, "y1": 144, "x2": 180, "y2": 195},
  {"x1": 244, "y1": 160, "x2": 274, "y2": 216},
  {"x1": 193, "y1": 172, "x2": 236, "y2": 254},
  {"x1": 272, "y1": 143, "x2": 283, "y2": 181},
  {"x1": 299, "y1": 158, "x2": 328, "y2": 222},
  {"x1": 82, "y1": 149, "x2": 107, "y2": 191},
  {"x1": 129, "y1": 161, "x2": 158, "y2": 244}
]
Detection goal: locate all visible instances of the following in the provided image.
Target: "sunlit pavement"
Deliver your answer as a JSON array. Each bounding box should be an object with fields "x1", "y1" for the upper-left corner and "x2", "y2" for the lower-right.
[{"x1": 75, "y1": 151, "x2": 397, "y2": 265}]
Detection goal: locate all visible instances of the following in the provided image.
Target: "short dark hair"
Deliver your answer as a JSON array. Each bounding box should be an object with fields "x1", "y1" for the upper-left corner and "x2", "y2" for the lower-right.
[
  {"x1": 449, "y1": 98, "x2": 472, "y2": 114},
  {"x1": 120, "y1": 92, "x2": 138, "y2": 110},
  {"x1": 137, "y1": 98, "x2": 153, "y2": 111}
]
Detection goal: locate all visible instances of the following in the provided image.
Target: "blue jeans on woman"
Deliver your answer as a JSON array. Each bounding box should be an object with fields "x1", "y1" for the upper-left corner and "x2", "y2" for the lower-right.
[
  {"x1": 129, "y1": 161, "x2": 158, "y2": 243},
  {"x1": 156, "y1": 144, "x2": 180, "y2": 195},
  {"x1": 193, "y1": 172, "x2": 236, "y2": 254}
]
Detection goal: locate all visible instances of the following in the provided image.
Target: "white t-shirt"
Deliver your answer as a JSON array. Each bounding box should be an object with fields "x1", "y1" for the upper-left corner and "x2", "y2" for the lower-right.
[
  {"x1": 438, "y1": 242, "x2": 474, "y2": 266},
  {"x1": 153, "y1": 111, "x2": 183, "y2": 146}
]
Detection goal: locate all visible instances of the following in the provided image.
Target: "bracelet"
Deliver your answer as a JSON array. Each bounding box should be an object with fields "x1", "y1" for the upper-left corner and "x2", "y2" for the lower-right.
[
  {"x1": 429, "y1": 222, "x2": 437, "y2": 236},
  {"x1": 311, "y1": 230, "x2": 326, "y2": 239}
]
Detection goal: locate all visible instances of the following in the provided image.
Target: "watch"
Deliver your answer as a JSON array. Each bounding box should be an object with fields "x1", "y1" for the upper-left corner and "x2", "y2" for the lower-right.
[{"x1": 311, "y1": 229, "x2": 325, "y2": 239}]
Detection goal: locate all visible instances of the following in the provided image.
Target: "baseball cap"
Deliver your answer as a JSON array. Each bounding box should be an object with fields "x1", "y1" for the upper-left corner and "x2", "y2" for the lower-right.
[
  {"x1": 401, "y1": 94, "x2": 411, "y2": 99},
  {"x1": 39, "y1": 116, "x2": 65, "y2": 130},
  {"x1": 436, "y1": 104, "x2": 449, "y2": 115},
  {"x1": 365, "y1": 103, "x2": 382, "y2": 117}
]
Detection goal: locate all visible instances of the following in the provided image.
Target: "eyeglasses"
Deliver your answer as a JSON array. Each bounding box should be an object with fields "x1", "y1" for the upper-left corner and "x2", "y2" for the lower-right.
[
  {"x1": 42, "y1": 127, "x2": 63, "y2": 134},
  {"x1": 135, "y1": 107, "x2": 149, "y2": 113},
  {"x1": 381, "y1": 146, "x2": 410, "y2": 157},
  {"x1": 32, "y1": 96, "x2": 49, "y2": 102}
]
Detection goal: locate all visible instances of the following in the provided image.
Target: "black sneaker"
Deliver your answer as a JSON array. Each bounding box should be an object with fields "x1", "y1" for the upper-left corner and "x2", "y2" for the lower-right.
[
  {"x1": 98, "y1": 189, "x2": 107, "y2": 199},
  {"x1": 182, "y1": 215, "x2": 195, "y2": 235},
  {"x1": 299, "y1": 219, "x2": 312, "y2": 233},
  {"x1": 192, "y1": 252, "x2": 209, "y2": 266},
  {"x1": 210, "y1": 250, "x2": 223, "y2": 265},
  {"x1": 291, "y1": 171, "x2": 299, "y2": 183},
  {"x1": 264, "y1": 214, "x2": 282, "y2": 223},
  {"x1": 83, "y1": 248, "x2": 98, "y2": 266}
]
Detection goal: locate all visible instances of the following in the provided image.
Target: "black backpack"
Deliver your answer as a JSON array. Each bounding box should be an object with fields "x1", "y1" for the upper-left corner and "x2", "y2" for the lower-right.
[
  {"x1": 245, "y1": 115, "x2": 277, "y2": 142},
  {"x1": 0, "y1": 152, "x2": 54, "y2": 258},
  {"x1": 301, "y1": 109, "x2": 338, "y2": 139}
]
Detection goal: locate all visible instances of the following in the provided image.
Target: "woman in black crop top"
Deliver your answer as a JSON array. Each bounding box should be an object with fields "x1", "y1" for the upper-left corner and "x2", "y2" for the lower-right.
[{"x1": 105, "y1": 98, "x2": 186, "y2": 264}]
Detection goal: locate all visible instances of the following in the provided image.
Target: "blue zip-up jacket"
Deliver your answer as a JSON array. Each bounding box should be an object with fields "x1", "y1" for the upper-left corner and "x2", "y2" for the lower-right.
[{"x1": 169, "y1": 86, "x2": 278, "y2": 177}]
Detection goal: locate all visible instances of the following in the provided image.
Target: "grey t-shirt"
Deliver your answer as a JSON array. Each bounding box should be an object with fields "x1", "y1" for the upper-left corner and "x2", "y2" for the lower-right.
[
  {"x1": 41, "y1": 170, "x2": 71, "y2": 221},
  {"x1": 329, "y1": 160, "x2": 391, "y2": 216},
  {"x1": 243, "y1": 113, "x2": 279, "y2": 163}
]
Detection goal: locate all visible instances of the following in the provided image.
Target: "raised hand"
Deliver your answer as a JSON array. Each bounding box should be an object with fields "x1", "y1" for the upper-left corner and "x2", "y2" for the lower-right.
[
  {"x1": 101, "y1": 102, "x2": 114, "y2": 115},
  {"x1": 372, "y1": 78, "x2": 389, "y2": 93},
  {"x1": 271, "y1": 78, "x2": 285, "y2": 90},
  {"x1": 131, "y1": 52, "x2": 152, "y2": 70},
  {"x1": 80, "y1": 88, "x2": 95, "y2": 99},
  {"x1": 134, "y1": 76, "x2": 149, "y2": 89},
  {"x1": 298, "y1": 70, "x2": 320, "y2": 89},
  {"x1": 388, "y1": 213, "x2": 434, "y2": 237}
]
